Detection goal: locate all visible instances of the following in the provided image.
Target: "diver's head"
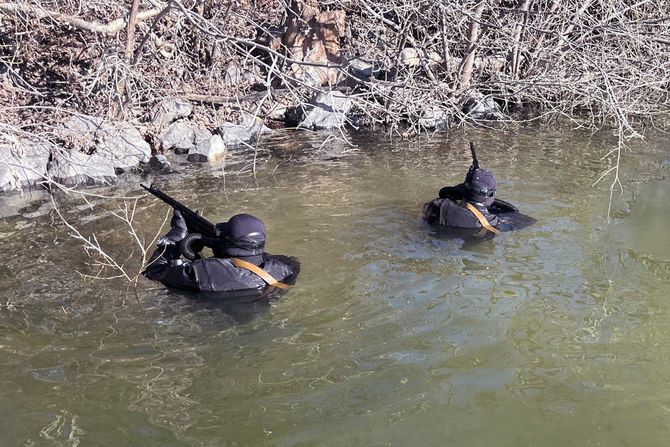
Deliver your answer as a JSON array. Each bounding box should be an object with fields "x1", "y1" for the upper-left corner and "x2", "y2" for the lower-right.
[
  {"x1": 215, "y1": 214, "x2": 266, "y2": 264},
  {"x1": 464, "y1": 168, "x2": 496, "y2": 207}
]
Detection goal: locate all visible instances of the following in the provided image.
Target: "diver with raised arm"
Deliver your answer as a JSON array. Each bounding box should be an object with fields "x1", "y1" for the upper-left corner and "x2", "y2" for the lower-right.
[
  {"x1": 142, "y1": 184, "x2": 300, "y2": 299},
  {"x1": 423, "y1": 142, "x2": 536, "y2": 236}
]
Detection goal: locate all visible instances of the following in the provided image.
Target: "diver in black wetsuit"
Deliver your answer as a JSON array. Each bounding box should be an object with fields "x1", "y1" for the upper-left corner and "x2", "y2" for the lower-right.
[
  {"x1": 144, "y1": 210, "x2": 300, "y2": 299},
  {"x1": 423, "y1": 142, "x2": 535, "y2": 236}
]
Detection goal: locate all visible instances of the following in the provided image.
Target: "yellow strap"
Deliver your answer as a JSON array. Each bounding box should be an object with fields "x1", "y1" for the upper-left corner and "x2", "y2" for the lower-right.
[
  {"x1": 465, "y1": 203, "x2": 499, "y2": 234},
  {"x1": 232, "y1": 258, "x2": 290, "y2": 289}
]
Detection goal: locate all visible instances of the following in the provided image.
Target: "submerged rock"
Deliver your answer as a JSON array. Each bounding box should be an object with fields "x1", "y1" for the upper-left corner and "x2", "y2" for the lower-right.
[
  {"x1": 0, "y1": 190, "x2": 50, "y2": 218},
  {"x1": 147, "y1": 154, "x2": 172, "y2": 173},
  {"x1": 31, "y1": 365, "x2": 67, "y2": 383}
]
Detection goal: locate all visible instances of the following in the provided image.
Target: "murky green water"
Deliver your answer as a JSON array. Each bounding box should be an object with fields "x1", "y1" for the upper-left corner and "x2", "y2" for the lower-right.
[{"x1": 1, "y1": 126, "x2": 669, "y2": 446}]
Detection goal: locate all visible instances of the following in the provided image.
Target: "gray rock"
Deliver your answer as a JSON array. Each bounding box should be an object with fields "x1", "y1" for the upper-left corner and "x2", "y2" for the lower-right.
[
  {"x1": 295, "y1": 91, "x2": 352, "y2": 129},
  {"x1": 265, "y1": 104, "x2": 289, "y2": 122},
  {"x1": 218, "y1": 123, "x2": 253, "y2": 147},
  {"x1": 47, "y1": 150, "x2": 117, "y2": 187},
  {"x1": 347, "y1": 58, "x2": 374, "y2": 80},
  {"x1": 0, "y1": 162, "x2": 21, "y2": 192},
  {"x1": 65, "y1": 115, "x2": 151, "y2": 173},
  {"x1": 160, "y1": 121, "x2": 196, "y2": 153},
  {"x1": 0, "y1": 141, "x2": 50, "y2": 192},
  {"x1": 65, "y1": 114, "x2": 105, "y2": 133},
  {"x1": 463, "y1": 92, "x2": 506, "y2": 121},
  {"x1": 241, "y1": 112, "x2": 268, "y2": 131},
  {"x1": 418, "y1": 105, "x2": 449, "y2": 130},
  {"x1": 147, "y1": 154, "x2": 171, "y2": 172},
  {"x1": 98, "y1": 125, "x2": 151, "y2": 172},
  {"x1": 222, "y1": 62, "x2": 263, "y2": 87},
  {"x1": 150, "y1": 98, "x2": 193, "y2": 130},
  {"x1": 187, "y1": 134, "x2": 226, "y2": 163},
  {"x1": 217, "y1": 113, "x2": 268, "y2": 148},
  {"x1": 20, "y1": 199, "x2": 54, "y2": 219},
  {"x1": 194, "y1": 127, "x2": 213, "y2": 146},
  {"x1": 400, "y1": 48, "x2": 421, "y2": 66}
]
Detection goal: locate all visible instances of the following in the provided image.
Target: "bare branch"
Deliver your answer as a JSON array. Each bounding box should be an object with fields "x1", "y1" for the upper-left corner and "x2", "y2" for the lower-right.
[{"x1": 0, "y1": 2, "x2": 165, "y2": 35}]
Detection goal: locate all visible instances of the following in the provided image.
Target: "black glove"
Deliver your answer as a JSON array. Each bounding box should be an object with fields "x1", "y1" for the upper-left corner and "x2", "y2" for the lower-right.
[{"x1": 157, "y1": 209, "x2": 188, "y2": 246}]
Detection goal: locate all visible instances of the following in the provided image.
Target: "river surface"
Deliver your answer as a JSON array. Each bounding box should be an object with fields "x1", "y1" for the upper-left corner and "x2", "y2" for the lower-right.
[{"x1": 1, "y1": 126, "x2": 669, "y2": 446}]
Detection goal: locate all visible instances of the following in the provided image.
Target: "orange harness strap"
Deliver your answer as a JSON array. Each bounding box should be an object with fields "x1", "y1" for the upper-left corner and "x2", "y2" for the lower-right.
[
  {"x1": 232, "y1": 258, "x2": 290, "y2": 289},
  {"x1": 465, "y1": 203, "x2": 499, "y2": 235}
]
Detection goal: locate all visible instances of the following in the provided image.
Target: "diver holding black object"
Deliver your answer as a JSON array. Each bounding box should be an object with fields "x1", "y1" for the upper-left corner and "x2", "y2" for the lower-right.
[
  {"x1": 141, "y1": 183, "x2": 222, "y2": 260},
  {"x1": 142, "y1": 184, "x2": 300, "y2": 298},
  {"x1": 423, "y1": 142, "x2": 536, "y2": 236}
]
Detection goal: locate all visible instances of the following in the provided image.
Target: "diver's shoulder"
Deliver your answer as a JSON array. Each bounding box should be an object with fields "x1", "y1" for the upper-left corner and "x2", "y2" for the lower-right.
[{"x1": 425, "y1": 196, "x2": 465, "y2": 208}]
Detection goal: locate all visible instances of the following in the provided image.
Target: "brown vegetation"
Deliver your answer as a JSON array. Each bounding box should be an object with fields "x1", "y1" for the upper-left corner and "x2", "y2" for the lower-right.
[{"x1": 1, "y1": 0, "x2": 669, "y2": 136}]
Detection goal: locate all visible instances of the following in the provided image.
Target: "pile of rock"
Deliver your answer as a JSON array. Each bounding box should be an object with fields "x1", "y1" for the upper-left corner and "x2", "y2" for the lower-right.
[
  {"x1": 0, "y1": 98, "x2": 273, "y2": 192},
  {"x1": 1, "y1": 83, "x2": 504, "y2": 193}
]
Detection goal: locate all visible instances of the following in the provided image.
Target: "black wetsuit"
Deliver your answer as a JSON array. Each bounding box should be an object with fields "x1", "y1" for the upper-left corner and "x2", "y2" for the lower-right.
[
  {"x1": 423, "y1": 183, "x2": 499, "y2": 229},
  {"x1": 144, "y1": 244, "x2": 300, "y2": 298},
  {"x1": 423, "y1": 197, "x2": 500, "y2": 229},
  {"x1": 423, "y1": 183, "x2": 535, "y2": 234}
]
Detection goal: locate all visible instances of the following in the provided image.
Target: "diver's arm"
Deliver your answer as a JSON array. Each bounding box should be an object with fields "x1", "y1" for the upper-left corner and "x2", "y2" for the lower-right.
[
  {"x1": 144, "y1": 243, "x2": 180, "y2": 279},
  {"x1": 490, "y1": 198, "x2": 519, "y2": 213},
  {"x1": 143, "y1": 209, "x2": 202, "y2": 291},
  {"x1": 266, "y1": 254, "x2": 301, "y2": 286},
  {"x1": 144, "y1": 244, "x2": 202, "y2": 291}
]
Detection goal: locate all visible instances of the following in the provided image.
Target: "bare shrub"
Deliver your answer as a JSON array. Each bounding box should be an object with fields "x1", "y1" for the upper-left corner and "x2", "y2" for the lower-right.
[{"x1": 1, "y1": 0, "x2": 667, "y2": 131}]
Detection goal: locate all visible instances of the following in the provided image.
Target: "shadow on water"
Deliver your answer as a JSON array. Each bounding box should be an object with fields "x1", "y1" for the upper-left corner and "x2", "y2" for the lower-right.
[{"x1": 153, "y1": 287, "x2": 292, "y2": 325}]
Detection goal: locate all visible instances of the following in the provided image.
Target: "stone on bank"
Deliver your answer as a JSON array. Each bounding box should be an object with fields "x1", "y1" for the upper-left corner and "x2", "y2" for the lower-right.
[
  {"x1": 64, "y1": 115, "x2": 151, "y2": 173},
  {"x1": 187, "y1": 134, "x2": 226, "y2": 163},
  {"x1": 0, "y1": 141, "x2": 50, "y2": 191},
  {"x1": 150, "y1": 98, "x2": 193, "y2": 131},
  {"x1": 160, "y1": 121, "x2": 198, "y2": 154},
  {"x1": 287, "y1": 91, "x2": 352, "y2": 130},
  {"x1": 217, "y1": 113, "x2": 268, "y2": 148},
  {"x1": 47, "y1": 150, "x2": 117, "y2": 187}
]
